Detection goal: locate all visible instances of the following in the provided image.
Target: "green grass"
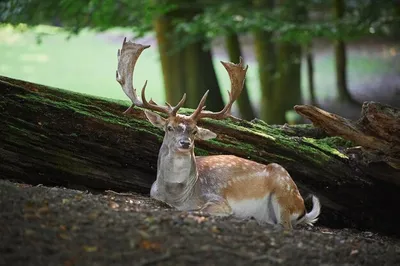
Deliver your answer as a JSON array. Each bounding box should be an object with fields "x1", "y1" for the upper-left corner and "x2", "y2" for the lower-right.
[
  {"x1": 1, "y1": 24, "x2": 398, "y2": 106},
  {"x1": 0, "y1": 25, "x2": 164, "y2": 103}
]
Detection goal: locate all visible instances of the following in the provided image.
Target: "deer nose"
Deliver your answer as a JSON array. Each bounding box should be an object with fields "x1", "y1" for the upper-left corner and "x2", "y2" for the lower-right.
[{"x1": 179, "y1": 140, "x2": 191, "y2": 149}]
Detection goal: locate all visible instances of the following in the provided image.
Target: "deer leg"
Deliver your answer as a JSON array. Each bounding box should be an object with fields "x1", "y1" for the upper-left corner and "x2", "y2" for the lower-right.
[
  {"x1": 271, "y1": 195, "x2": 293, "y2": 230},
  {"x1": 200, "y1": 196, "x2": 232, "y2": 217},
  {"x1": 279, "y1": 210, "x2": 293, "y2": 230}
]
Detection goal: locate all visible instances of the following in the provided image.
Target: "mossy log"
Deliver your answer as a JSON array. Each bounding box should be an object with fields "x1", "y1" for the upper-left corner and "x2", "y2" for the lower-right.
[{"x1": 1, "y1": 75, "x2": 399, "y2": 236}]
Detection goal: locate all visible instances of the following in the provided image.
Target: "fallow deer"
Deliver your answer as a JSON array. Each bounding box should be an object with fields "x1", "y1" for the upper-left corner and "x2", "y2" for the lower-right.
[{"x1": 116, "y1": 38, "x2": 321, "y2": 230}]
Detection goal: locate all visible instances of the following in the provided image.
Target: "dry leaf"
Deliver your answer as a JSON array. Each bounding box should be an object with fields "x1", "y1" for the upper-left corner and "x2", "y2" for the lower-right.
[
  {"x1": 59, "y1": 225, "x2": 67, "y2": 231},
  {"x1": 211, "y1": 226, "x2": 220, "y2": 233},
  {"x1": 139, "y1": 240, "x2": 161, "y2": 251},
  {"x1": 17, "y1": 183, "x2": 32, "y2": 189},
  {"x1": 192, "y1": 216, "x2": 207, "y2": 224},
  {"x1": 74, "y1": 194, "x2": 83, "y2": 201},
  {"x1": 83, "y1": 245, "x2": 98, "y2": 252},
  {"x1": 37, "y1": 206, "x2": 50, "y2": 215},
  {"x1": 350, "y1": 249, "x2": 359, "y2": 255},
  {"x1": 320, "y1": 229, "x2": 334, "y2": 235},
  {"x1": 109, "y1": 201, "x2": 119, "y2": 209},
  {"x1": 137, "y1": 230, "x2": 150, "y2": 239}
]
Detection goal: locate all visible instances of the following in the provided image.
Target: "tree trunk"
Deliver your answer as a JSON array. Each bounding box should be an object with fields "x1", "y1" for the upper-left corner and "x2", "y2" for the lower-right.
[
  {"x1": 184, "y1": 41, "x2": 224, "y2": 111},
  {"x1": 1, "y1": 76, "x2": 400, "y2": 236},
  {"x1": 305, "y1": 42, "x2": 317, "y2": 105},
  {"x1": 153, "y1": 3, "x2": 224, "y2": 111},
  {"x1": 225, "y1": 34, "x2": 256, "y2": 120},
  {"x1": 154, "y1": 16, "x2": 185, "y2": 104},
  {"x1": 272, "y1": 0, "x2": 305, "y2": 124},
  {"x1": 333, "y1": 0, "x2": 356, "y2": 104},
  {"x1": 274, "y1": 42, "x2": 302, "y2": 124},
  {"x1": 253, "y1": 0, "x2": 277, "y2": 123}
]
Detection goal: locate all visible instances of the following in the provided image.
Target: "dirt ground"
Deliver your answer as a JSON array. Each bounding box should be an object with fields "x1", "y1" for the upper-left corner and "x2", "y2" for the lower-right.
[{"x1": 1, "y1": 180, "x2": 399, "y2": 266}]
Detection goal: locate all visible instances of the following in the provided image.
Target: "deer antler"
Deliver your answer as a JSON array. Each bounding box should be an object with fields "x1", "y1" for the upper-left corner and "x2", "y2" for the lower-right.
[
  {"x1": 116, "y1": 38, "x2": 186, "y2": 116},
  {"x1": 189, "y1": 57, "x2": 248, "y2": 121}
]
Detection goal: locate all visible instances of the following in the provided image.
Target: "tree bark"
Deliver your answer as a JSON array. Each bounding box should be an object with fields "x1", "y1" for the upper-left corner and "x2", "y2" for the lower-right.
[
  {"x1": 154, "y1": 15, "x2": 186, "y2": 104},
  {"x1": 272, "y1": 0, "x2": 306, "y2": 124},
  {"x1": 274, "y1": 42, "x2": 303, "y2": 124},
  {"x1": 185, "y1": 41, "x2": 225, "y2": 111},
  {"x1": 253, "y1": 0, "x2": 277, "y2": 123},
  {"x1": 1, "y1": 76, "x2": 400, "y2": 236},
  {"x1": 305, "y1": 43, "x2": 317, "y2": 106},
  {"x1": 333, "y1": 0, "x2": 357, "y2": 104},
  {"x1": 225, "y1": 34, "x2": 256, "y2": 120}
]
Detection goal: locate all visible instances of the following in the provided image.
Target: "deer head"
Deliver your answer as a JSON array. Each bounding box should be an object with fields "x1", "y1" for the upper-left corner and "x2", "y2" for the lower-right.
[{"x1": 116, "y1": 38, "x2": 248, "y2": 154}]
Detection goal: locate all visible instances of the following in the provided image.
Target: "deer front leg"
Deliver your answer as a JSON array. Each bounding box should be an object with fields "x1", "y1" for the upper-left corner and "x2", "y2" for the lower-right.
[
  {"x1": 200, "y1": 195, "x2": 233, "y2": 217},
  {"x1": 279, "y1": 210, "x2": 293, "y2": 230}
]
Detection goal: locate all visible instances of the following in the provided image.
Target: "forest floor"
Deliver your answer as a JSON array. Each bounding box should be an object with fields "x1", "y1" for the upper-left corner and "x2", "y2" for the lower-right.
[{"x1": 1, "y1": 179, "x2": 399, "y2": 266}]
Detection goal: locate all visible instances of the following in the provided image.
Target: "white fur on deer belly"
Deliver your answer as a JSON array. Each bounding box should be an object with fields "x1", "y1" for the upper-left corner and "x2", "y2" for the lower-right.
[{"x1": 227, "y1": 194, "x2": 275, "y2": 223}]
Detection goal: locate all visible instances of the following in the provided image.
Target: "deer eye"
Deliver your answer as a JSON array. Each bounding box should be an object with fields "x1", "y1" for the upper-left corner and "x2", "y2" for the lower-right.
[
  {"x1": 193, "y1": 129, "x2": 198, "y2": 135},
  {"x1": 167, "y1": 126, "x2": 174, "y2": 132}
]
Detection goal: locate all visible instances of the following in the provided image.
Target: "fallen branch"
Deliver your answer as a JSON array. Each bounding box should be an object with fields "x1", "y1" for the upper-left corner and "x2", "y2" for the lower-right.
[{"x1": 295, "y1": 103, "x2": 400, "y2": 178}]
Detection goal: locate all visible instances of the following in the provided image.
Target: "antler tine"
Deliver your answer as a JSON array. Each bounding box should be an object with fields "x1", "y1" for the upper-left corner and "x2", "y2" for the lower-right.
[
  {"x1": 170, "y1": 93, "x2": 187, "y2": 116},
  {"x1": 116, "y1": 38, "x2": 185, "y2": 115},
  {"x1": 191, "y1": 57, "x2": 248, "y2": 121},
  {"x1": 189, "y1": 90, "x2": 209, "y2": 120}
]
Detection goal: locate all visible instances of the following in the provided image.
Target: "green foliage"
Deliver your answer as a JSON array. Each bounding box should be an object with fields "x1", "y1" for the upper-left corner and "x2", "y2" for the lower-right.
[
  {"x1": 1, "y1": 0, "x2": 399, "y2": 45},
  {"x1": 0, "y1": 0, "x2": 174, "y2": 37},
  {"x1": 172, "y1": 0, "x2": 400, "y2": 45}
]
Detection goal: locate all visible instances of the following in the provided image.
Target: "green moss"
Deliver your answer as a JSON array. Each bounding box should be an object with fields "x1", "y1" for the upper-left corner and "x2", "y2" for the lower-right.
[
  {"x1": 208, "y1": 138, "x2": 254, "y2": 153},
  {"x1": 321, "y1": 136, "x2": 354, "y2": 149},
  {"x1": 17, "y1": 93, "x2": 163, "y2": 139},
  {"x1": 194, "y1": 148, "x2": 210, "y2": 156},
  {"x1": 302, "y1": 137, "x2": 349, "y2": 159}
]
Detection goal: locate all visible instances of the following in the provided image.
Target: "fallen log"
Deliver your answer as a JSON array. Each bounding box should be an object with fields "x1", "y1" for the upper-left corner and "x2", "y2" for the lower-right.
[{"x1": 1, "y1": 75, "x2": 399, "y2": 236}]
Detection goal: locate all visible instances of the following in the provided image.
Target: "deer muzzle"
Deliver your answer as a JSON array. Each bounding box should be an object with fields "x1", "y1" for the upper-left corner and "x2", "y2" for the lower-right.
[{"x1": 179, "y1": 139, "x2": 191, "y2": 150}]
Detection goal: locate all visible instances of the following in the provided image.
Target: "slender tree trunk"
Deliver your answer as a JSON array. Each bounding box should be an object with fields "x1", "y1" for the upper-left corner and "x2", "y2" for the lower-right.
[
  {"x1": 154, "y1": 16, "x2": 185, "y2": 104},
  {"x1": 275, "y1": 43, "x2": 302, "y2": 124},
  {"x1": 272, "y1": 0, "x2": 304, "y2": 124},
  {"x1": 225, "y1": 34, "x2": 255, "y2": 120},
  {"x1": 253, "y1": 0, "x2": 277, "y2": 123},
  {"x1": 305, "y1": 42, "x2": 317, "y2": 105},
  {"x1": 200, "y1": 48, "x2": 225, "y2": 111},
  {"x1": 184, "y1": 40, "x2": 224, "y2": 111},
  {"x1": 184, "y1": 41, "x2": 204, "y2": 108},
  {"x1": 333, "y1": 0, "x2": 356, "y2": 104}
]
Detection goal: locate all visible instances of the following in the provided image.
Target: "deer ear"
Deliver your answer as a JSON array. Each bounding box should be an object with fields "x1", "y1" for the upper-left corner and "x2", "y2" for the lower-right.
[
  {"x1": 144, "y1": 110, "x2": 166, "y2": 129},
  {"x1": 196, "y1": 127, "x2": 217, "y2": 140}
]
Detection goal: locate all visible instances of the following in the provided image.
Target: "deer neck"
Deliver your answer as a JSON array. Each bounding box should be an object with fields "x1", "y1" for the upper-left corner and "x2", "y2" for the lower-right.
[{"x1": 152, "y1": 142, "x2": 200, "y2": 208}]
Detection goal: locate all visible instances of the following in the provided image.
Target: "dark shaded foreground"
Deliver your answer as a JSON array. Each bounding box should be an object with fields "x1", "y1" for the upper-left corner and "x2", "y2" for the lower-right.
[{"x1": 1, "y1": 180, "x2": 399, "y2": 266}]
